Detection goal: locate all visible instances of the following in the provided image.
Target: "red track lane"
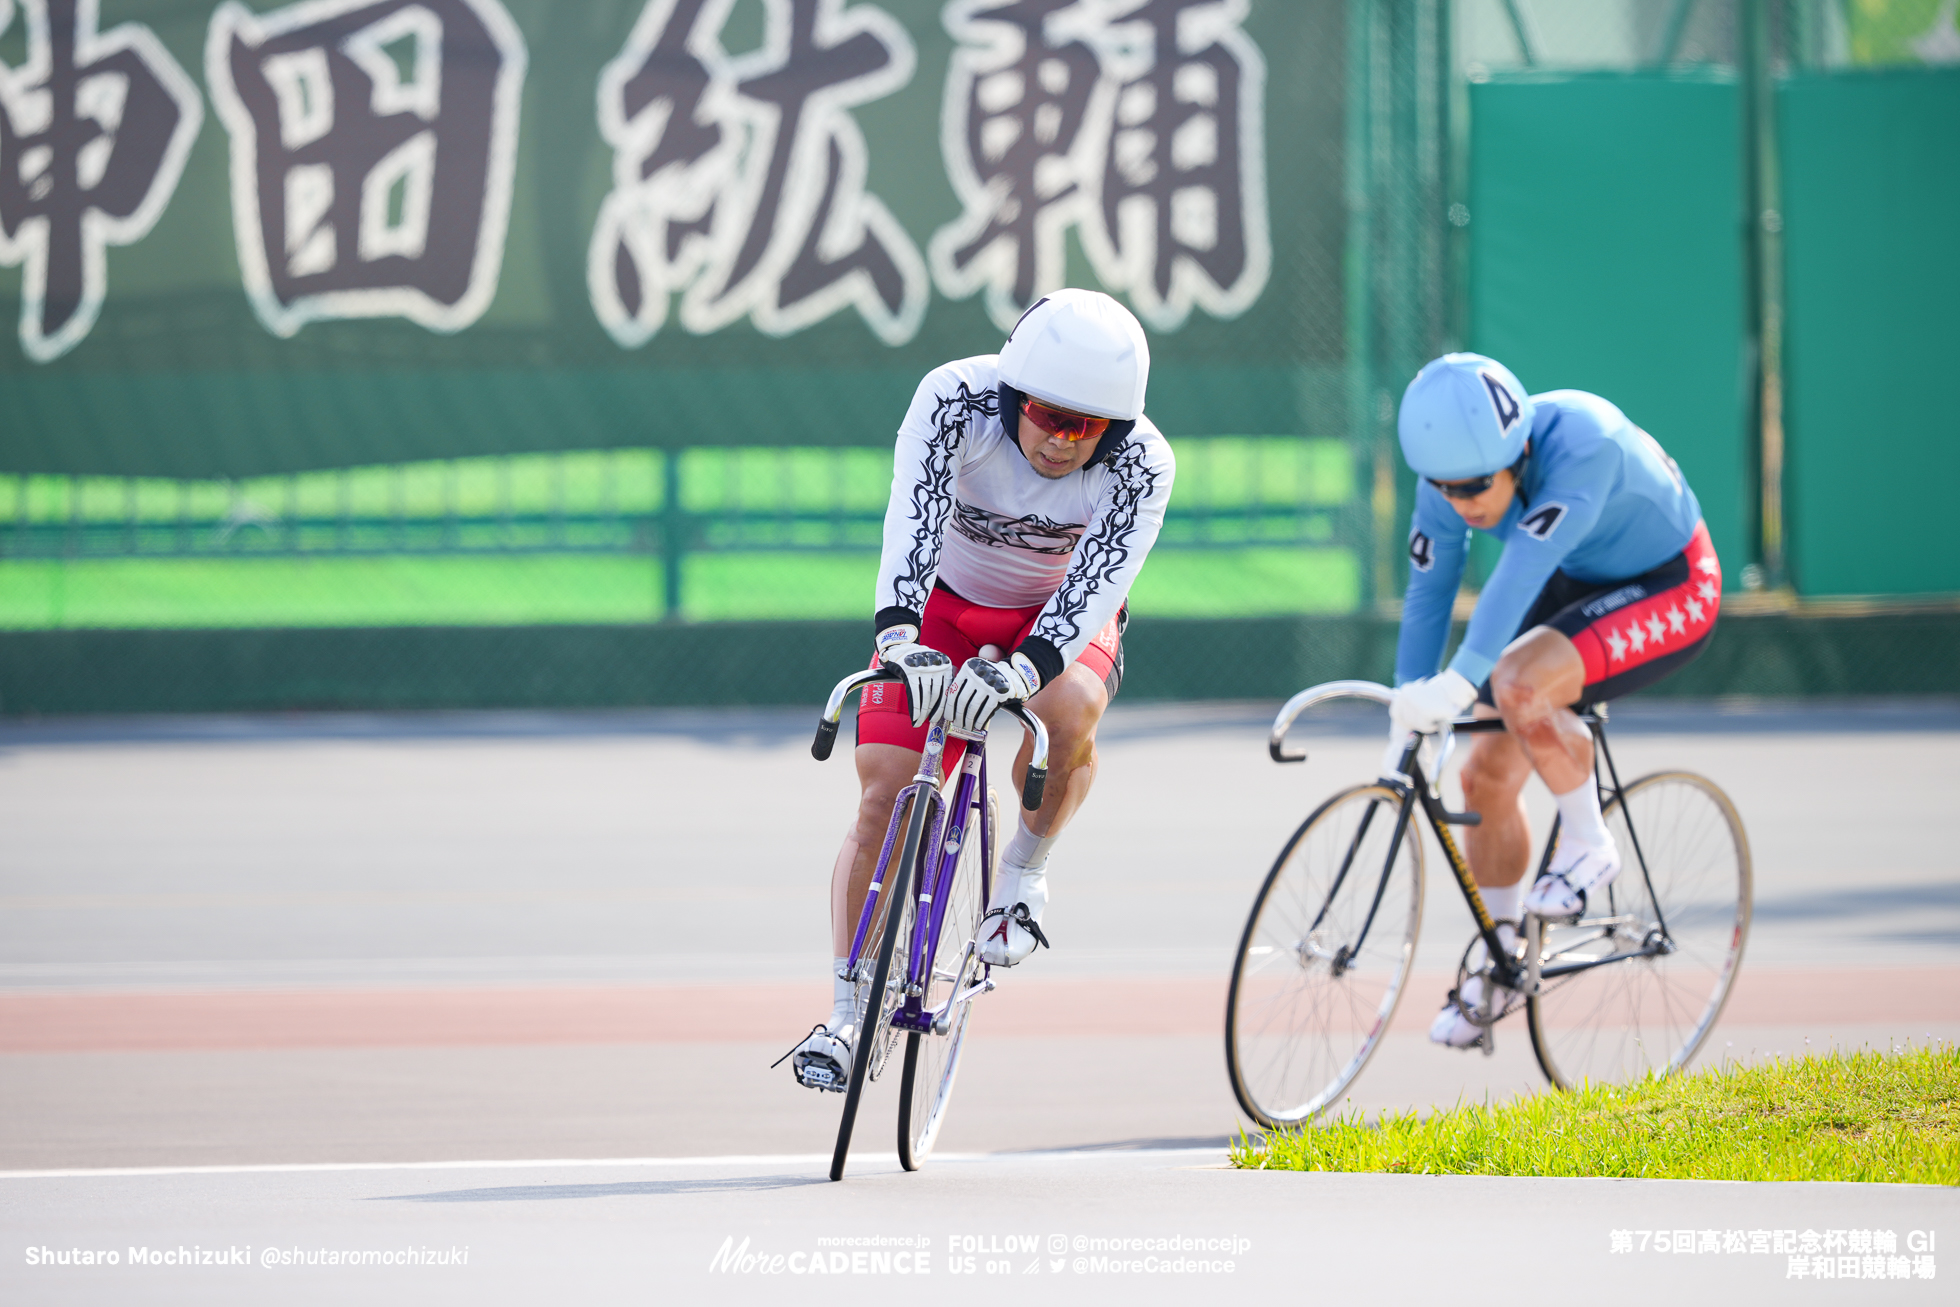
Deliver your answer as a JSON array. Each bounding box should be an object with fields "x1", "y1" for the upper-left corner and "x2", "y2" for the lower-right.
[{"x1": 2, "y1": 967, "x2": 1955, "y2": 1054}]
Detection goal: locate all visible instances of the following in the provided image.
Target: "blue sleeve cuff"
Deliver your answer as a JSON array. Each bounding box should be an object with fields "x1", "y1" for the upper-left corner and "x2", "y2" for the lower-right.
[{"x1": 1446, "y1": 648, "x2": 1495, "y2": 688}]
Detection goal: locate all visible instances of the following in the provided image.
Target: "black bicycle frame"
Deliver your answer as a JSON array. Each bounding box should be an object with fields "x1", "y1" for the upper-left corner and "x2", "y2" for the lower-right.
[{"x1": 1335, "y1": 708, "x2": 1673, "y2": 990}]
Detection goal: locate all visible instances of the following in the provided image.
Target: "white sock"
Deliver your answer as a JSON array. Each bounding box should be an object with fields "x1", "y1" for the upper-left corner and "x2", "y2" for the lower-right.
[
  {"x1": 990, "y1": 820, "x2": 1055, "y2": 918},
  {"x1": 1001, "y1": 818, "x2": 1056, "y2": 873},
  {"x1": 1553, "y1": 781, "x2": 1610, "y2": 851},
  {"x1": 1479, "y1": 878, "x2": 1524, "y2": 925},
  {"x1": 987, "y1": 861, "x2": 1050, "y2": 913},
  {"x1": 828, "y1": 958, "x2": 855, "y2": 1029}
]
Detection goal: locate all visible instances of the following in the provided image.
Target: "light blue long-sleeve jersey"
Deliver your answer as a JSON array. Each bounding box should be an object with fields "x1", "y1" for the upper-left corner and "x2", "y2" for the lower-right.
[{"x1": 1395, "y1": 390, "x2": 1703, "y2": 688}]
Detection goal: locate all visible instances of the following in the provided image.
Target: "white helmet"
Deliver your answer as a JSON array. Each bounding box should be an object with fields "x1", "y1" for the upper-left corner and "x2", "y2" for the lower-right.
[{"x1": 996, "y1": 289, "x2": 1149, "y2": 421}]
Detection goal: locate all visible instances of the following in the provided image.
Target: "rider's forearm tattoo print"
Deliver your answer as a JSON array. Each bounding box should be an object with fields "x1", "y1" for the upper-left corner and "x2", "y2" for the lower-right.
[
  {"x1": 886, "y1": 382, "x2": 995, "y2": 616},
  {"x1": 1031, "y1": 441, "x2": 1167, "y2": 657}
]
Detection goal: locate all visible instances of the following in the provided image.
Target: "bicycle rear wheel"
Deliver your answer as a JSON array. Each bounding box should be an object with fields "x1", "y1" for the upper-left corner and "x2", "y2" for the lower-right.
[
  {"x1": 830, "y1": 791, "x2": 929, "y2": 1181},
  {"x1": 1226, "y1": 784, "x2": 1424, "y2": 1127},
  {"x1": 898, "y1": 785, "x2": 995, "y2": 1170},
  {"x1": 1527, "y1": 771, "x2": 1751, "y2": 1090}
]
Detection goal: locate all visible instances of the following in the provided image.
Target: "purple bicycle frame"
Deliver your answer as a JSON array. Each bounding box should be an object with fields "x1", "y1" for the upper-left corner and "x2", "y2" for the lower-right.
[{"x1": 843, "y1": 718, "x2": 994, "y2": 1035}]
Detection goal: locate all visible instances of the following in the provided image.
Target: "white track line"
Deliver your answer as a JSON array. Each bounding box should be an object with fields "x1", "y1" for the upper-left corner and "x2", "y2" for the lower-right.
[{"x1": 0, "y1": 1146, "x2": 1227, "y2": 1181}]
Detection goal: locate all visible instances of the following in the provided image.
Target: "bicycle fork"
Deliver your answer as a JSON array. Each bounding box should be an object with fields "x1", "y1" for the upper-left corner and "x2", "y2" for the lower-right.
[
  {"x1": 891, "y1": 744, "x2": 990, "y2": 1035},
  {"x1": 844, "y1": 724, "x2": 952, "y2": 984}
]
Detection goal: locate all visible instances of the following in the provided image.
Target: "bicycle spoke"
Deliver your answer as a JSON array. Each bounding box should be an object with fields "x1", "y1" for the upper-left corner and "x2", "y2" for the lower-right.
[
  {"x1": 1528, "y1": 771, "x2": 1750, "y2": 1089},
  {"x1": 1228, "y1": 785, "x2": 1423, "y2": 1125},
  {"x1": 899, "y1": 780, "x2": 992, "y2": 1170}
]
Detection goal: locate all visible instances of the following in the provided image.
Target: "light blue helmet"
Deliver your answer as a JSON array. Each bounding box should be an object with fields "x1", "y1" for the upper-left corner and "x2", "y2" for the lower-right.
[{"x1": 1397, "y1": 353, "x2": 1534, "y2": 481}]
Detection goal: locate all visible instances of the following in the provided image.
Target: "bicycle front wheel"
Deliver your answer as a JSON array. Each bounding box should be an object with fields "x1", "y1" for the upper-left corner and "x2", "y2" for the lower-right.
[
  {"x1": 1527, "y1": 771, "x2": 1751, "y2": 1090},
  {"x1": 1226, "y1": 784, "x2": 1424, "y2": 1127},
  {"x1": 898, "y1": 785, "x2": 995, "y2": 1170},
  {"x1": 830, "y1": 790, "x2": 928, "y2": 1181}
]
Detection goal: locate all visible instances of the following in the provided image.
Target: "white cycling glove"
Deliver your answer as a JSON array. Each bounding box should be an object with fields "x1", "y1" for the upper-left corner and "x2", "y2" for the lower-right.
[
  {"x1": 1390, "y1": 669, "x2": 1478, "y2": 736},
  {"x1": 875, "y1": 625, "x2": 952, "y2": 728},
  {"x1": 947, "y1": 652, "x2": 1040, "y2": 737}
]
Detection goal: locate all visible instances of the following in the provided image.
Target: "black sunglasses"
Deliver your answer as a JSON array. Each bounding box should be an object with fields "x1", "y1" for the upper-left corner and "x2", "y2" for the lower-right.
[
  {"x1": 1428, "y1": 473, "x2": 1498, "y2": 500},
  {"x1": 1428, "y1": 449, "x2": 1528, "y2": 500}
]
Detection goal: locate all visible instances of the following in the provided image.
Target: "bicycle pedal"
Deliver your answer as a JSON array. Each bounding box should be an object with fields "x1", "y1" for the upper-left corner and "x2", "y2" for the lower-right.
[{"x1": 795, "y1": 1061, "x2": 846, "y2": 1093}]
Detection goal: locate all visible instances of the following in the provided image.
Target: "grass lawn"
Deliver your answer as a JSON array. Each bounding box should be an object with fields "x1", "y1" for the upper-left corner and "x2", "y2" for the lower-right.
[{"x1": 1233, "y1": 1045, "x2": 1960, "y2": 1185}]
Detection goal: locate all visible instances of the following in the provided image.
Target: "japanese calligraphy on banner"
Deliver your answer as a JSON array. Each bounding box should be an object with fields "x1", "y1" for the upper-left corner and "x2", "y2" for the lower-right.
[
  {"x1": 588, "y1": 0, "x2": 1265, "y2": 347},
  {"x1": 932, "y1": 0, "x2": 1267, "y2": 333},
  {"x1": 0, "y1": 0, "x2": 1346, "y2": 476},
  {"x1": 589, "y1": 0, "x2": 928, "y2": 348},
  {"x1": 0, "y1": 0, "x2": 203, "y2": 361},
  {"x1": 206, "y1": 0, "x2": 527, "y2": 336}
]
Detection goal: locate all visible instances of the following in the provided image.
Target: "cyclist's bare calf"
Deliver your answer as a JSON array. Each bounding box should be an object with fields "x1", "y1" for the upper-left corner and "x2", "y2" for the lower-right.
[
  {"x1": 1458, "y1": 717, "x2": 1532, "y2": 891},
  {"x1": 830, "y1": 661, "x2": 1108, "y2": 956},
  {"x1": 1460, "y1": 625, "x2": 1591, "y2": 891}
]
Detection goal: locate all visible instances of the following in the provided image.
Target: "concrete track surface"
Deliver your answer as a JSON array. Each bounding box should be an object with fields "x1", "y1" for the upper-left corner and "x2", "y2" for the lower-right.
[{"x1": 2, "y1": 699, "x2": 1956, "y2": 1305}]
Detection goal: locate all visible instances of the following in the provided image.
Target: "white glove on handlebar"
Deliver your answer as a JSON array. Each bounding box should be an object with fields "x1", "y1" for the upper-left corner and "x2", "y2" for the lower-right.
[
  {"x1": 1389, "y1": 669, "x2": 1478, "y2": 736},
  {"x1": 948, "y1": 653, "x2": 1040, "y2": 737},
  {"x1": 876, "y1": 625, "x2": 952, "y2": 728}
]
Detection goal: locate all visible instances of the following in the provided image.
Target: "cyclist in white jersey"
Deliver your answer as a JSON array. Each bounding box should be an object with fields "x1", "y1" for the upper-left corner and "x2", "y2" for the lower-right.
[{"x1": 790, "y1": 290, "x2": 1177, "y2": 1091}]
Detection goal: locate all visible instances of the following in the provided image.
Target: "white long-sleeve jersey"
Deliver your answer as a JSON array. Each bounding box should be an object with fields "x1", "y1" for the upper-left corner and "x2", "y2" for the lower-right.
[{"x1": 873, "y1": 355, "x2": 1176, "y2": 686}]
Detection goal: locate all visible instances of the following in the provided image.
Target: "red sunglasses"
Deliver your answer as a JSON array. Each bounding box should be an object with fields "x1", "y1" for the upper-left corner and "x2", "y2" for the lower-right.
[{"x1": 1020, "y1": 396, "x2": 1111, "y2": 443}]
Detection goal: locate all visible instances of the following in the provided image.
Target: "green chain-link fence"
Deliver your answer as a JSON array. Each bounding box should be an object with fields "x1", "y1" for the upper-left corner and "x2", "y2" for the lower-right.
[
  {"x1": 0, "y1": 0, "x2": 1436, "y2": 655},
  {"x1": 0, "y1": 436, "x2": 1361, "y2": 627},
  {"x1": 0, "y1": 0, "x2": 1951, "y2": 710}
]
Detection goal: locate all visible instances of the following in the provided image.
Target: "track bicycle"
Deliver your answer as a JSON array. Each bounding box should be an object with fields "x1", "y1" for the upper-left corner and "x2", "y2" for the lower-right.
[
  {"x1": 1226, "y1": 680, "x2": 1751, "y2": 1127},
  {"x1": 809, "y1": 665, "x2": 1050, "y2": 1180}
]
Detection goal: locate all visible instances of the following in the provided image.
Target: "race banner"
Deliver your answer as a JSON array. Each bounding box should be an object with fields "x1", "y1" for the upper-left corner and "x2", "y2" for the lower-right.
[{"x1": 0, "y1": 0, "x2": 1346, "y2": 475}]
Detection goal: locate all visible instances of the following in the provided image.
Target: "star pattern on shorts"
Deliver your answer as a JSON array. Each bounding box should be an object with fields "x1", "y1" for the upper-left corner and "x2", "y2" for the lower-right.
[
  {"x1": 1606, "y1": 628, "x2": 1628, "y2": 663},
  {"x1": 1697, "y1": 579, "x2": 1719, "y2": 603},
  {"x1": 1696, "y1": 554, "x2": 1720, "y2": 577},
  {"x1": 1625, "y1": 621, "x2": 1647, "y2": 654},
  {"x1": 1645, "y1": 614, "x2": 1666, "y2": 644},
  {"x1": 1667, "y1": 605, "x2": 1686, "y2": 635},
  {"x1": 1685, "y1": 597, "x2": 1705, "y2": 625}
]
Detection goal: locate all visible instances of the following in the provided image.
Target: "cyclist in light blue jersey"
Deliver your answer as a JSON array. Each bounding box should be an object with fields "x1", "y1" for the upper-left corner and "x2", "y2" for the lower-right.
[{"x1": 1387, "y1": 354, "x2": 1722, "y2": 1048}]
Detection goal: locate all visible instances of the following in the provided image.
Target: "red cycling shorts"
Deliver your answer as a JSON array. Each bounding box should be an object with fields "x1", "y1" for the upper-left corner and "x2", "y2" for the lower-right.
[
  {"x1": 858, "y1": 584, "x2": 1123, "y2": 772},
  {"x1": 1477, "y1": 520, "x2": 1720, "y2": 705}
]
